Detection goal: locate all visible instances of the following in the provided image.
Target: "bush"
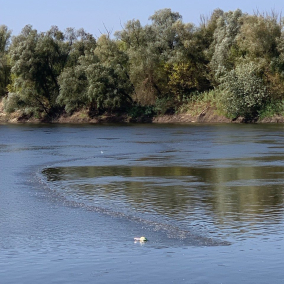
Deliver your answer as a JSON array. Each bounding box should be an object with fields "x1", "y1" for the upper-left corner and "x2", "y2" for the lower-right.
[
  {"x1": 3, "y1": 93, "x2": 24, "y2": 113},
  {"x1": 127, "y1": 104, "x2": 156, "y2": 118},
  {"x1": 258, "y1": 99, "x2": 284, "y2": 119},
  {"x1": 220, "y1": 62, "x2": 269, "y2": 120}
]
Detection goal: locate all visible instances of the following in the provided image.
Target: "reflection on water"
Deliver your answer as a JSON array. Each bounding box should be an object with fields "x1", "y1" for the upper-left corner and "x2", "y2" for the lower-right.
[
  {"x1": 43, "y1": 163, "x2": 284, "y2": 240},
  {"x1": 3, "y1": 124, "x2": 284, "y2": 283}
]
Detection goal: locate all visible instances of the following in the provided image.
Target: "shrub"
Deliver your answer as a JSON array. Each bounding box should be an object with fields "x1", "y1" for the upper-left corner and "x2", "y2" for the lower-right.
[
  {"x1": 3, "y1": 93, "x2": 24, "y2": 113},
  {"x1": 127, "y1": 104, "x2": 156, "y2": 118},
  {"x1": 258, "y1": 99, "x2": 284, "y2": 119},
  {"x1": 220, "y1": 62, "x2": 269, "y2": 120}
]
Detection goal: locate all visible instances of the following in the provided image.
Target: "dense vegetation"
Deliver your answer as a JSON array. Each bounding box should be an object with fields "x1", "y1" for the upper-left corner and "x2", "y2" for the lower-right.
[{"x1": 2, "y1": 8, "x2": 284, "y2": 121}]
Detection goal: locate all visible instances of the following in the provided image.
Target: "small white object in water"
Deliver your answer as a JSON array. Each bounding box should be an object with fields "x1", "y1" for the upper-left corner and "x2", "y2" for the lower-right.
[
  {"x1": 134, "y1": 236, "x2": 148, "y2": 242},
  {"x1": 100, "y1": 151, "x2": 104, "y2": 154}
]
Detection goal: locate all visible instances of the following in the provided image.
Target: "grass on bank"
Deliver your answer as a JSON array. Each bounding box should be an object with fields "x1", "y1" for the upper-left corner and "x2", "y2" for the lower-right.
[{"x1": 2, "y1": 88, "x2": 284, "y2": 123}]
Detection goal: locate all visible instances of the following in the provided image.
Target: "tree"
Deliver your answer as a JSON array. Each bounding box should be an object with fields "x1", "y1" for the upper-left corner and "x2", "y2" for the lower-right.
[
  {"x1": 57, "y1": 30, "x2": 97, "y2": 113},
  {"x1": 236, "y1": 13, "x2": 281, "y2": 61},
  {"x1": 7, "y1": 25, "x2": 64, "y2": 115},
  {"x1": 56, "y1": 64, "x2": 89, "y2": 114},
  {"x1": 115, "y1": 19, "x2": 145, "y2": 49},
  {"x1": 58, "y1": 35, "x2": 133, "y2": 113},
  {"x1": 5, "y1": 8, "x2": 284, "y2": 120},
  {"x1": 199, "y1": 8, "x2": 224, "y2": 53},
  {"x1": 116, "y1": 17, "x2": 162, "y2": 104},
  {"x1": 209, "y1": 9, "x2": 243, "y2": 84},
  {"x1": 117, "y1": 9, "x2": 195, "y2": 105},
  {"x1": 220, "y1": 62, "x2": 269, "y2": 119},
  {"x1": 148, "y1": 8, "x2": 182, "y2": 53},
  {"x1": 86, "y1": 62, "x2": 132, "y2": 112},
  {"x1": 7, "y1": 25, "x2": 96, "y2": 116},
  {"x1": 0, "y1": 25, "x2": 12, "y2": 97},
  {"x1": 164, "y1": 19, "x2": 212, "y2": 99}
]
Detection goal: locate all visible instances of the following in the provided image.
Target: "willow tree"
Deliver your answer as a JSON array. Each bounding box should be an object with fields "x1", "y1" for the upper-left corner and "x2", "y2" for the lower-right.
[
  {"x1": 56, "y1": 30, "x2": 97, "y2": 113},
  {"x1": 7, "y1": 26, "x2": 63, "y2": 115},
  {"x1": 58, "y1": 35, "x2": 133, "y2": 114},
  {"x1": 238, "y1": 13, "x2": 283, "y2": 107},
  {"x1": 209, "y1": 9, "x2": 243, "y2": 84},
  {"x1": 6, "y1": 26, "x2": 95, "y2": 116},
  {"x1": 164, "y1": 19, "x2": 212, "y2": 100},
  {"x1": 116, "y1": 17, "x2": 160, "y2": 104},
  {"x1": 117, "y1": 9, "x2": 206, "y2": 111},
  {"x1": 0, "y1": 25, "x2": 11, "y2": 97},
  {"x1": 217, "y1": 12, "x2": 283, "y2": 118}
]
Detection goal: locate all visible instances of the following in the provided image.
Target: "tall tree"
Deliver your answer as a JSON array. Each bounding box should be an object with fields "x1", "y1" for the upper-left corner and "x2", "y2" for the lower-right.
[
  {"x1": 0, "y1": 25, "x2": 11, "y2": 97},
  {"x1": 56, "y1": 30, "x2": 97, "y2": 113},
  {"x1": 7, "y1": 26, "x2": 95, "y2": 116},
  {"x1": 58, "y1": 35, "x2": 133, "y2": 113},
  {"x1": 209, "y1": 9, "x2": 243, "y2": 84},
  {"x1": 117, "y1": 9, "x2": 187, "y2": 105}
]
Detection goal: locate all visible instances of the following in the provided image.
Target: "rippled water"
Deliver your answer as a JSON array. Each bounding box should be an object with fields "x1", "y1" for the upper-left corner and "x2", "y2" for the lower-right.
[
  {"x1": 42, "y1": 164, "x2": 284, "y2": 241},
  {"x1": 1, "y1": 123, "x2": 284, "y2": 283}
]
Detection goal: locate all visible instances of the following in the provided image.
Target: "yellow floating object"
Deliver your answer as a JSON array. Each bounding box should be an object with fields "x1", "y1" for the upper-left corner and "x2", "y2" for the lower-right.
[{"x1": 134, "y1": 236, "x2": 148, "y2": 242}]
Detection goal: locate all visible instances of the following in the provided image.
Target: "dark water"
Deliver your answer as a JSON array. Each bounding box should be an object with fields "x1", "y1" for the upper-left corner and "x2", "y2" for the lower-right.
[{"x1": 1, "y1": 123, "x2": 284, "y2": 283}]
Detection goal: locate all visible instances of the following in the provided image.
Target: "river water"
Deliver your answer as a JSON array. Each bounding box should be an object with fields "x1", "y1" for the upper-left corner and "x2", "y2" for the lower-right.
[{"x1": 1, "y1": 123, "x2": 284, "y2": 283}]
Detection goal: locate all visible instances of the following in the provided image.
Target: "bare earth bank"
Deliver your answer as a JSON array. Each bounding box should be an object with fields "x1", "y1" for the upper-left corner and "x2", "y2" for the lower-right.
[{"x1": 1, "y1": 100, "x2": 284, "y2": 124}]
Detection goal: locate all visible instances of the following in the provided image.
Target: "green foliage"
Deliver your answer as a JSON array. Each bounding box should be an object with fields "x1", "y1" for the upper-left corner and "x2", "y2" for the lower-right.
[
  {"x1": 0, "y1": 25, "x2": 12, "y2": 97},
  {"x1": 199, "y1": 9, "x2": 224, "y2": 51},
  {"x1": 86, "y1": 62, "x2": 132, "y2": 112},
  {"x1": 209, "y1": 9, "x2": 243, "y2": 83},
  {"x1": 8, "y1": 25, "x2": 95, "y2": 116},
  {"x1": 58, "y1": 35, "x2": 133, "y2": 114},
  {"x1": 165, "y1": 61, "x2": 207, "y2": 99},
  {"x1": 57, "y1": 65, "x2": 88, "y2": 113},
  {"x1": 148, "y1": 8, "x2": 182, "y2": 52},
  {"x1": 57, "y1": 32, "x2": 97, "y2": 114},
  {"x1": 116, "y1": 8, "x2": 209, "y2": 105},
  {"x1": 127, "y1": 104, "x2": 156, "y2": 118},
  {"x1": 8, "y1": 26, "x2": 64, "y2": 115},
  {"x1": 3, "y1": 8, "x2": 284, "y2": 122},
  {"x1": 258, "y1": 99, "x2": 284, "y2": 119},
  {"x1": 236, "y1": 14, "x2": 281, "y2": 61},
  {"x1": 155, "y1": 96, "x2": 178, "y2": 115},
  {"x1": 3, "y1": 92, "x2": 24, "y2": 113},
  {"x1": 220, "y1": 62, "x2": 269, "y2": 119}
]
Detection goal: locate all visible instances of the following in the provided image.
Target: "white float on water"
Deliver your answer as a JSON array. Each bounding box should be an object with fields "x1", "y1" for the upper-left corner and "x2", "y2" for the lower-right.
[{"x1": 134, "y1": 236, "x2": 148, "y2": 242}]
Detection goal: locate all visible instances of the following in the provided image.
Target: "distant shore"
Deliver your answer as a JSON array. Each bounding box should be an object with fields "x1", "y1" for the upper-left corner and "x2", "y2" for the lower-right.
[{"x1": 1, "y1": 102, "x2": 284, "y2": 124}]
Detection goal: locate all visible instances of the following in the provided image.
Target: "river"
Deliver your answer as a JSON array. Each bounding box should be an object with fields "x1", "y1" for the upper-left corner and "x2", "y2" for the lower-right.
[{"x1": 1, "y1": 123, "x2": 284, "y2": 283}]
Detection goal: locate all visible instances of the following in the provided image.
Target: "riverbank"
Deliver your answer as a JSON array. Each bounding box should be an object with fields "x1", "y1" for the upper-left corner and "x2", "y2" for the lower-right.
[
  {"x1": 1, "y1": 99, "x2": 284, "y2": 124},
  {"x1": 0, "y1": 107, "x2": 229, "y2": 124}
]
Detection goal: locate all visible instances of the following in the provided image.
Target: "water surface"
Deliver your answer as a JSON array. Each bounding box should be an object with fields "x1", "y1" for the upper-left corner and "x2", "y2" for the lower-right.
[{"x1": 1, "y1": 123, "x2": 284, "y2": 283}]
